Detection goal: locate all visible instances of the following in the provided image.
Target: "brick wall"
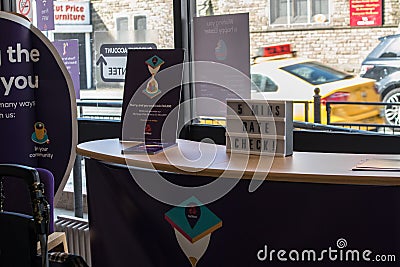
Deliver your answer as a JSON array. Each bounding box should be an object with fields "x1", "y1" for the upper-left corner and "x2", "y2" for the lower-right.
[
  {"x1": 90, "y1": 0, "x2": 400, "y2": 73},
  {"x1": 252, "y1": 27, "x2": 397, "y2": 73},
  {"x1": 90, "y1": 0, "x2": 175, "y2": 48},
  {"x1": 208, "y1": 0, "x2": 400, "y2": 72}
]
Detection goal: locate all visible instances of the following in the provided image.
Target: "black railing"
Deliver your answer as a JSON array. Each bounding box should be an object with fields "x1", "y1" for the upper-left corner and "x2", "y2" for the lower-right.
[
  {"x1": 293, "y1": 121, "x2": 375, "y2": 134},
  {"x1": 326, "y1": 101, "x2": 400, "y2": 133},
  {"x1": 326, "y1": 101, "x2": 383, "y2": 124},
  {"x1": 75, "y1": 98, "x2": 400, "y2": 133},
  {"x1": 76, "y1": 99, "x2": 123, "y2": 105},
  {"x1": 76, "y1": 99, "x2": 122, "y2": 120}
]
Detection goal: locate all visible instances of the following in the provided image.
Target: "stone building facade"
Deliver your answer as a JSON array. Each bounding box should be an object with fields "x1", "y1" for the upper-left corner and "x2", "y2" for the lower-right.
[
  {"x1": 90, "y1": 0, "x2": 175, "y2": 48},
  {"x1": 208, "y1": 0, "x2": 400, "y2": 72},
  {"x1": 89, "y1": 0, "x2": 400, "y2": 74}
]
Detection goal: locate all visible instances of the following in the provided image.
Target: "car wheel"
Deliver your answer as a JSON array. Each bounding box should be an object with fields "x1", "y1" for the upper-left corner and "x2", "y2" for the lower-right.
[{"x1": 382, "y1": 88, "x2": 400, "y2": 125}]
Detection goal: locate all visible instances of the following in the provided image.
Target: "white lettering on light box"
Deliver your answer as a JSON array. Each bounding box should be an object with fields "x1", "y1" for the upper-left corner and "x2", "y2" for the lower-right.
[
  {"x1": 227, "y1": 101, "x2": 287, "y2": 118},
  {"x1": 226, "y1": 100, "x2": 293, "y2": 157}
]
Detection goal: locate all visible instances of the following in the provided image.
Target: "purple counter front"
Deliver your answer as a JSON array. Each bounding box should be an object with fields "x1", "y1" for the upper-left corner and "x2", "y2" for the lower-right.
[{"x1": 85, "y1": 158, "x2": 400, "y2": 267}]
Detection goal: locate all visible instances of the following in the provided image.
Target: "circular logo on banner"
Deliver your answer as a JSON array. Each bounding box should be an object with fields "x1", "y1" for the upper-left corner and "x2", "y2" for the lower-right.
[
  {"x1": 0, "y1": 12, "x2": 77, "y2": 202},
  {"x1": 17, "y1": 0, "x2": 31, "y2": 16}
]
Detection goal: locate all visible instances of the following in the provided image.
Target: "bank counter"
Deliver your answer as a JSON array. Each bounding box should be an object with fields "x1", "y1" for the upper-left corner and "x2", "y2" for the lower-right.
[{"x1": 77, "y1": 138, "x2": 400, "y2": 267}]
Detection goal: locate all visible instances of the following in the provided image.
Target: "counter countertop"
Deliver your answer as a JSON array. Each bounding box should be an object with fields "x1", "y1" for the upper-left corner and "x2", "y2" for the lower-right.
[{"x1": 77, "y1": 138, "x2": 400, "y2": 185}]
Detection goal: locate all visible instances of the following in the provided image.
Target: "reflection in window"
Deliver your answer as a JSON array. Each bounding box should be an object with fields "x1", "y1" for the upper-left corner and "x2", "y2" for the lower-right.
[
  {"x1": 251, "y1": 74, "x2": 278, "y2": 92},
  {"x1": 270, "y1": 0, "x2": 329, "y2": 25},
  {"x1": 281, "y1": 61, "x2": 351, "y2": 85}
]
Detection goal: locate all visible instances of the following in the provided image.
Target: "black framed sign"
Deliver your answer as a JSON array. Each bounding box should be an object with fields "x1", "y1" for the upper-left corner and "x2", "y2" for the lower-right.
[{"x1": 121, "y1": 49, "x2": 184, "y2": 153}]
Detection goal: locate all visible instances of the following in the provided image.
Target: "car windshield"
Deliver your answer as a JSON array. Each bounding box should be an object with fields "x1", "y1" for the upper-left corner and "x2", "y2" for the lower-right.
[{"x1": 281, "y1": 61, "x2": 353, "y2": 85}]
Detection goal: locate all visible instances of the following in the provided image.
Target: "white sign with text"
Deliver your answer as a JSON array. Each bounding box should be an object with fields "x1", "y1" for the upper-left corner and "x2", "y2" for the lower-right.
[
  {"x1": 226, "y1": 99, "x2": 293, "y2": 157},
  {"x1": 54, "y1": 1, "x2": 90, "y2": 25}
]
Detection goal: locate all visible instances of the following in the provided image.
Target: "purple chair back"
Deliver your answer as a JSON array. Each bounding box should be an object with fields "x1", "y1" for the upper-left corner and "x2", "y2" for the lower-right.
[{"x1": 2, "y1": 168, "x2": 55, "y2": 233}]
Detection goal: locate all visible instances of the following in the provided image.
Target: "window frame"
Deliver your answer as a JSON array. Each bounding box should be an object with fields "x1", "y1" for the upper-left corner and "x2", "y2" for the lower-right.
[{"x1": 269, "y1": 0, "x2": 330, "y2": 26}]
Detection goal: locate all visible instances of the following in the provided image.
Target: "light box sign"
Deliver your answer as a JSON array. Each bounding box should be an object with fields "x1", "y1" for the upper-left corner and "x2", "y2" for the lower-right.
[
  {"x1": 226, "y1": 99, "x2": 293, "y2": 157},
  {"x1": 54, "y1": 1, "x2": 90, "y2": 25},
  {"x1": 350, "y1": 0, "x2": 382, "y2": 27},
  {"x1": 0, "y1": 12, "x2": 77, "y2": 201}
]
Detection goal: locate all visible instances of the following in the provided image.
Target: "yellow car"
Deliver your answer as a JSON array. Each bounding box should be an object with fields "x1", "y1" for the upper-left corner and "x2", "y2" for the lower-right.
[{"x1": 251, "y1": 46, "x2": 382, "y2": 125}]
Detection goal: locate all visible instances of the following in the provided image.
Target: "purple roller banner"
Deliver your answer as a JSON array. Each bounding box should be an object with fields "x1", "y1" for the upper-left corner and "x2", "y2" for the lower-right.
[
  {"x1": 52, "y1": 39, "x2": 80, "y2": 99},
  {"x1": 0, "y1": 12, "x2": 77, "y2": 201}
]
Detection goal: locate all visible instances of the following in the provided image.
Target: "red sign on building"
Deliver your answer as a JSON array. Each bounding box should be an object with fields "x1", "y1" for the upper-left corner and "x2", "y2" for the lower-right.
[{"x1": 350, "y1": 0, "x2": 382, "y2": 27}]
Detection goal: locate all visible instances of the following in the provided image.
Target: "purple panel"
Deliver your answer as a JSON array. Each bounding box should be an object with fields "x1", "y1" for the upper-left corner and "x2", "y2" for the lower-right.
[
  {"x1": 85, "y1": 159, "x2": 400, "y2": 267},
  {"x1": 36, "y1": 0, "x2": 55, "y2": 31},
  {"x1": 0, "y1": 12, "x2": 76, "y2": 195},
  {"x1": 52, "y1": 39, "x2": 81, "y2": 98}
]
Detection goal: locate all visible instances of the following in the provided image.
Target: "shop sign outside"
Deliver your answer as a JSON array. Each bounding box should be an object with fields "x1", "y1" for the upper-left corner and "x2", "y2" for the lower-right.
[
  {"x1": 94, "y1": 30, "x2": 158, "y2": 89},
  {"x1": 53, "y1": 1, "x2": 90, "y2": 25},
  {"x1": 350, "y1": 0, "x2": 382, "y2": 26},
  {"x1": 17, "y1": 0, "x2": 33, "y2": 21}
]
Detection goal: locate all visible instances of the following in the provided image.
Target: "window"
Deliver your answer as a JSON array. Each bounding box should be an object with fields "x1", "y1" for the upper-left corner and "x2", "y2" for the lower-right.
[
  {"x1": 251, "y1": 74, "x2": 278, "y2": 92},
  {"x1": 116, "y1": 17, "x2": 129, "y2": 32},
  {"x1": 368, "y1": 37, "x2": 400, "y2": 59},
  {"x1": 281, "y1": 61, "x2": 352, "y2": 85},
  {"x1": 134, "y1": 16, "x2": 147, "y2": 30},
  {"x1": 270, "y1": 0, "x2": 329, "y2": 25},
  {"x1": 134, "y1": 15, "x2": 147, "y2": 42}
]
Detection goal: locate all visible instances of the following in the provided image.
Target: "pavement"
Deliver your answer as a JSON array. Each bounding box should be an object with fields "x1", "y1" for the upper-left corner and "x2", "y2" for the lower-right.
[{"x1": 54, "y1": 207, "x2": 88, "y2": 220}]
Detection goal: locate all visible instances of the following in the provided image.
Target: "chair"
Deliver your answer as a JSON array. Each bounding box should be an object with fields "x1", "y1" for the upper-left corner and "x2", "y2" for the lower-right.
[
  {"x1": 0, "y1": 164, "x2": 88, "y2": 267},
  {"x1": 0, "y1": 163, "x2": 50, "y2": 267},
  {"x1": 2, "y1": 166, "x2": 68, "y2": 253},
  {"x1": 2, "y1": 167, "x2": 55, "y2": 233}
]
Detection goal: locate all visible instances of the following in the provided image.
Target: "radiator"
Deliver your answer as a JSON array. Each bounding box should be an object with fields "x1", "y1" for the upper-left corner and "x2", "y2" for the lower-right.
[{"x1": 54, "y1": 215, "x2": 91, "y2": 266}]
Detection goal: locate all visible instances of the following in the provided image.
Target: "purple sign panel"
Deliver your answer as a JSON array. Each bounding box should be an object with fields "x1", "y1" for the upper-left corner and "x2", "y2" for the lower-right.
[
  {"x1": 193, "y1": 13, "x2": 250, "y2": 117},
  {"x1": 53, "y1": 39, "x2": 81, "y2": 99},
  {"x1": 36, "y1": 0, "x2": 55, "y2": 31},
  {"x1": 0, "y1": 12, "x2": 77, "y2": 200},
  {"x1": 85, "y1": 159, "x2": 400, "y2": 267}
]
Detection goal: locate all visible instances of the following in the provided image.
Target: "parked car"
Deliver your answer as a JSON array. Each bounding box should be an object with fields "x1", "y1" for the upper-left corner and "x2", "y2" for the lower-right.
[
  {"x1": 251, "y1": 44, "x2": 382, "y2": 124},
  {"x1": 360, "y1": 34, "x2": 400, "y2": 125}
]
